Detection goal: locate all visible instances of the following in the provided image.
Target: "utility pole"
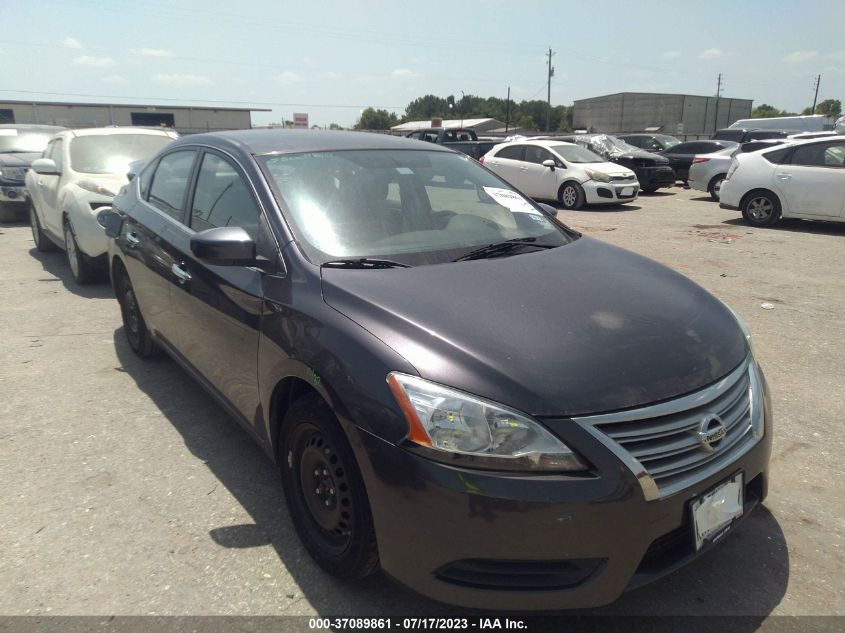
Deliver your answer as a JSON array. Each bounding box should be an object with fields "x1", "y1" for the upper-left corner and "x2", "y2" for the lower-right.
[
  {"x1": 546, "y1": 47, "x2": 555, "y2": 132},
  {"x1": 811, "y1": 74, "x2": 821, "y2": 113},
  {"x1": 505, "y1": 86, "x2": 511, "y2": 133},
  {"x1": 713, "y1": 73, "x2": 723, "y2": 133}
]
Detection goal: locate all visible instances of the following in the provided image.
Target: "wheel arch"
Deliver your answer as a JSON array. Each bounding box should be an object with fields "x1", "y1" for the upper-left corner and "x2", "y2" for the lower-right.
[{"x1": 739, "y1": 187, "x2": 784, "y2": 214}]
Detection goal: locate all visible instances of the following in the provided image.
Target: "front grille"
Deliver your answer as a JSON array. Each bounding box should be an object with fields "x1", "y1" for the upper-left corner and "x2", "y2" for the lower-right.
[
  {"x1": 611, "y1": 174, "x2": 637, "y2": 182},
  {"x1": 575, "y1": 358, "x2": 761, "y2": 500},
  {"x1": 1, "y1": 166, "x2": 27, "y2": 182},
  {"x1": 435, "y1": 558, "x2": 605, "y2": 591}
]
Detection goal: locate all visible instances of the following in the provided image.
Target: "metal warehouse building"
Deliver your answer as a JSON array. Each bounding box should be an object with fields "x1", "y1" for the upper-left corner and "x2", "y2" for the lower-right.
[
  {"x1": 573, "y1": 92, "x2": 753, "y2": 138},
  {"x1": 0, "y1": 100, "x2": 269, "y2": 134}
]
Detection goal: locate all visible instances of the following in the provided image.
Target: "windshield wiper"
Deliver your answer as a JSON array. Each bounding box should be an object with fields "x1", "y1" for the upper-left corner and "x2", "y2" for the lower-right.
[
  {"x1": 322, "y1": 258, "x2": 411, "y2": 269},
  {"x1": 453, "y1": 238, "x2": 557, "y2": 262}
]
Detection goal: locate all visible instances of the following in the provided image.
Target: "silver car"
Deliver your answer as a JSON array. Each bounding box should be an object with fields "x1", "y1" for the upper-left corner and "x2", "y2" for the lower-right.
[{"x1": 689, "y1": 140, "x2": 788, "y2": 201}]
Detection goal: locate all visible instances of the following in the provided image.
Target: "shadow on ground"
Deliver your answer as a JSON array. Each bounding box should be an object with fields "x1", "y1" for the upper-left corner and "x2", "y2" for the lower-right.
[
  {"x1": 722, "y1": 216, "x2": 845, "y2": 236},
  {"x1": 113, "y1": 327, "x2": 789, "y2": 624},
  {"x1": 27, "y1": 246, "x2": 112, "y2": 299}
]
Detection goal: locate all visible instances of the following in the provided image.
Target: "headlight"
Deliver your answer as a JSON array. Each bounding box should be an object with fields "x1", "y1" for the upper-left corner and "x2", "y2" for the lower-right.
[
  {"x1": 387, "y1": 373, "x2": 588, "y2": 471},
  {"x1": 584, "y1": 169, "x2": 611, "y2": 183}
]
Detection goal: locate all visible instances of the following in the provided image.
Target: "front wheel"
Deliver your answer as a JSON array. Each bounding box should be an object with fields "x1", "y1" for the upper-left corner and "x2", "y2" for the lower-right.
[
  {"x1": 64, "y1": 221, "x2": 97, "y2": 284},
  {"x1": 641, "y1": 186, "x2": 659, "y2": 193},
  {"x1": 558, "y1": 182, "x2": 586, "y2": 210},
  {"x1": 280, "y1": 396, "x2": 379, "y2": 579},
  {"x1": 741, "y1": 191, "x2": 782, "y2": 227},
  {"x1": 30, "y1": 205, "x2": 57, "y2": 252}
]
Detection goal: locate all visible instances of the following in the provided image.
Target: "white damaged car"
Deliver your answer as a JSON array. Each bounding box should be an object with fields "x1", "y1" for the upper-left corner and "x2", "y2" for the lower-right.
[
  {"x1": 480, "y1": 139, "x2": 639, "y2": 209},
  {"x1": 26, "y1": 127, "x2": 177, "y2": 283}
]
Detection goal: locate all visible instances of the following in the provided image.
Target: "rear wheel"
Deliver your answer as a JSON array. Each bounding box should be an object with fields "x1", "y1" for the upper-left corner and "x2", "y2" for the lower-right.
[
  {"x1": 558, "y1": 182, "x2": 585, "y2": 210},
  {"x1": 741, "y1": 191, "x2": 782, "y2": 227},
  {"x1": 641, "y1": 186, "x2": 659, "y2": 193},
  {"x1": 117, "y1": 272, "x2": 158, "y2": 357},
  {"x1": 30, "y1": 205, "x2": 57, "y2": 252},
  {"x1": 708, "y1": 174, "x2": 727, "y2": 201},
  {"x1": 280, "y1": 396, "x2": 379, "y2": 579},
  {"x1": 64, "y1": 221, "x2": 97, "y2": 284}
]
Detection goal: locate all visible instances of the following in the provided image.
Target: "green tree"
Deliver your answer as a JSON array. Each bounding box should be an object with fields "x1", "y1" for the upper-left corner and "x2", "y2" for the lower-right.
[
  {"x1": 404, "y1": 94, "x2": 448, "y2": 121},
  {"x1": 804, "y1": 99, "x2": 842, "y2": 120},
  {"x1": 354, "y1": 107, "x2": 399, "y2": 130},
  {"x1": 752, "y1": 104, "x2": 786, "y2": 118}
]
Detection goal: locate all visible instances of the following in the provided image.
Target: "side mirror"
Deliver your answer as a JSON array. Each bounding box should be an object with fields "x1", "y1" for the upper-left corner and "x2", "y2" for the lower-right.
[
  {"x1": 190, "y1": 226, "x2": 256, "y2": 266},
  {"x1": 96, "y1": 207, "x2": 123, "y2": 238},
  {"x1": 31, "y1": 158, "x2": 59, "y2": 176},
  {"x1": 542, "y1": 159, "x2": 556, "y2": 170}
]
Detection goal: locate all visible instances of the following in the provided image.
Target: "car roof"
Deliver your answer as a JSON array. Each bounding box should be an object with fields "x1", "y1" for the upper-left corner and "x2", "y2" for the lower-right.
[
  {"x1": 0, "y1": 124, "x2": 67, "y2": 131},
  {"x1": 62, "y1": 126, "x2": 177, "y2": 138},
  {"x1": 173, "y1": 129, "x2": 454, "y2": 156}
]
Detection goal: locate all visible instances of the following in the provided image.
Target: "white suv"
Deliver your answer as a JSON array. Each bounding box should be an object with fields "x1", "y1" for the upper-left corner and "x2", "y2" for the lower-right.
[
  {"x1": 481, "y1": 139, "x2": 639, "y2": 209},
  {"x1": 27, "y1": 127, "x2": 178, "y2": 283},
  {"x1": 719, "y1": 137, "x2": 845, "y2": 227}
]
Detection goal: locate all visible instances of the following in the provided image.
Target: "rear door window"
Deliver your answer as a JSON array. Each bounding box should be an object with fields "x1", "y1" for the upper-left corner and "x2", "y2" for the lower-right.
[
  {"x1": 791, "y1": 141, "x2": 845, "y2": 167},
  {"x1": 495, "y1": 145, "x2": 524, "y2": 160},
  {"x1": 147, "y1": 150, "x2": 197, "y2": 222}
]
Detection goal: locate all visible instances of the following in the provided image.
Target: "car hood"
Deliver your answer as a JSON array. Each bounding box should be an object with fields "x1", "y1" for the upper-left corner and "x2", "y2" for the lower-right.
[
  {"x1": 73, "y1": 173, "x2": 129, "y2": 194},
  {"x1": 321, "y1": 237, "x2": 747, "y2": 417},
  {"x1": 615, "y1": 149, "x2": 670, "y2": 164},
  {"x1": 0, "y1": 152, "x2": 40, "y2": 166},
  {"x1": 586, "y1": 161, "x2": 635, "y2": 177}
]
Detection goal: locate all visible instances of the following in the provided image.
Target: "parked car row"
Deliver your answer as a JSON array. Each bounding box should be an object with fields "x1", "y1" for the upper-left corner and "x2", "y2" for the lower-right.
[
  {"x1": 0, "y1": 124, "x2": 67, "y2": 222},
  {"x1": 25, "y1": 126, "x2": 178, "y2": 283}
]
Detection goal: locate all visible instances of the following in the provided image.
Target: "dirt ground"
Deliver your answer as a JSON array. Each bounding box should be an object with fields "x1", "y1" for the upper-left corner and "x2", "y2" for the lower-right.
[{"x1": 0, "y1": 187, "x2": 843, "y2": 620}]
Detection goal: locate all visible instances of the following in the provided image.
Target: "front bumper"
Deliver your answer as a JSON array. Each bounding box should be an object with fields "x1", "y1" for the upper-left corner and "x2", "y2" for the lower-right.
[
  {"x1": 0, "y1": 184, "x2": 28, "y2": 204},
  {"x1": 634, "y1": 165, "x2": 676, "y2": 188},
  {"x1": 351, "y1": 370, "x2": 773, "y2": 610},
  {"x1": 583, "y1": 180, "x2": 639, "y2": 205}
]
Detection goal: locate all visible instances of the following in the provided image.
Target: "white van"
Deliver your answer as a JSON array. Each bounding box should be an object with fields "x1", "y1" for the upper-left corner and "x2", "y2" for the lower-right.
[{"x1": 729, "y1": 114, "x2": 833, "y2": 132}]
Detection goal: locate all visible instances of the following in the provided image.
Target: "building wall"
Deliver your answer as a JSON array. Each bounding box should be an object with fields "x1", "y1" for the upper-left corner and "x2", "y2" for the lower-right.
[
  {"x1": 573, "y1": 93, "x2": 753, "y2": 138},
  {"x1": 0, "y1": 102, "x2": 254, "y2": 134}
]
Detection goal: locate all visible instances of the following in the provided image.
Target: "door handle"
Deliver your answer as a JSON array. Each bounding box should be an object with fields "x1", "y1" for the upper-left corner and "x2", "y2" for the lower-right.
[
  {"x1": 171, "y1": 263, "x2": 192, "y2": 284},
  {"x1": 776, "y1": 173, "x2": 792, "y2": 181},
  {"x1": 125, "y1": 232, "x2": 140, "y2": 247}
]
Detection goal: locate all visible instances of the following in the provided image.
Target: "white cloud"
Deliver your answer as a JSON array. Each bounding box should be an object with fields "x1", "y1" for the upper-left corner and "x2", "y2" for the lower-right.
[
  {"x1": 101, "y1": 75, "x2": 128, "y2": 84},
  {"x1": 783, "y1": 50, "x2": 818, "y2": 63},
  {"x1": 662, "y1": 51, "x2": 681, "y2": 59},
  {"x1": 73, "y1": 55, "x2": 116, "y2": 67},
  {"x1": 697, "y1": 48, "x2": 723, "y2": 60},
  {"x1": 153, "y1": 73, "x2": 212, "y2": 86},
  {"x1": 391, "y1": 68, "x2": 415, "y2": 77},
  {"x1": 276, "y1": 70, "x2": 302, "y2": 84},
  {"x1": 61, "y1": 37, "x2": 82, "y2": 49},
  {"x1": 132, "y1": 48, "x2": 173, "y2": 58}
]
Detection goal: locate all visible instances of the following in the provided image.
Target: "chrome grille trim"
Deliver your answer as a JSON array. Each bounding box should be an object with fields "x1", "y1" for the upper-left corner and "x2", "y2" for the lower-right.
[{"x1": 575, "y1": 356, "x2": 763, "y2": 501}]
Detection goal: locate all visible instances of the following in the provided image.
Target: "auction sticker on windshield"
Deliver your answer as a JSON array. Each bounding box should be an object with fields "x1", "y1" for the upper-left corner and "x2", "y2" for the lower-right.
[{"x1": 482, "y1": 187, "x2": 540, "y2": 214}]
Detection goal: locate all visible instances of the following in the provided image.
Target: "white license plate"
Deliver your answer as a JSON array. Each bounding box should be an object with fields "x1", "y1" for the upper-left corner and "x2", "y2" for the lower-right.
[
  {"x1": 620, "y1": 187, "x2": 634, "y2": 196},
  {"x1": 691, "y1": 473, "x2": 744, "y2": 551}
]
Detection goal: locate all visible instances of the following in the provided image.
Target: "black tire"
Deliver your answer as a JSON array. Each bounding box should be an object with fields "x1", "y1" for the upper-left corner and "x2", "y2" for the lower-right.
[
  {"x1": 30, "y1": 204, "x2": 57, "y2": 252},
  {"x1": 641, "y1": 186, "x2": 659, "y2": 193},
  {"x1": 558, "y1": 181, "x2": 586, "y2": 210},
  {"x1": 280, "y1": 396, "x2": 379, "y2": 579},
  {"x1": 708, "y1": 174, "x2": 727, "y2": 201},
  {"x1": 741, "y1": 190, "x2": 782, "y2": 228},
  {"x1": 0, "y1": 202, "x2": 22, "y2": 223},
  {"x1": 117, "y1": 271, "x2": 159, "y2": 357},
  {"x1": 64, "y1": 220, "x2": 97, "y2": 285}
]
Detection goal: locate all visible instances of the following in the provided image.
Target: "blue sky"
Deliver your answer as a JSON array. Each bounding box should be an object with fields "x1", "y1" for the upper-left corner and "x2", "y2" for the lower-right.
[{"x1": 2, "y1": 0, "x2": 843, "y2": 128}]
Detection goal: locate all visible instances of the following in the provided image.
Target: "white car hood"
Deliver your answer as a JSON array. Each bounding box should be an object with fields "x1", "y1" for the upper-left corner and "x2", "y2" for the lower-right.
[
  {"x1": 587, "y1": 161, "x2": 635, "y2": 179},
  {"x1": 74, "y1": 173, "x2": 128, "y2": 196}
]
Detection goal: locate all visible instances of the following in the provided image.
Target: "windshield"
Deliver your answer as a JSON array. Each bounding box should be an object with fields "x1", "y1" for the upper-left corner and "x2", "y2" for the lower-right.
[
  {"x1": 69, "y1": 134, "x2": 174, "y2": 174},
  {"x1": 550, "y1": 144, "x2": 604, "y2": 163},
  {"x1": 0, "y1": 129, "x2": 55, "y2": 153},
  {"x1": 260, "y1": 149, "x2": 574, "y2": 266},
  {"x1": 599, "y1": 135, "x2": 641, "y2": 154}
]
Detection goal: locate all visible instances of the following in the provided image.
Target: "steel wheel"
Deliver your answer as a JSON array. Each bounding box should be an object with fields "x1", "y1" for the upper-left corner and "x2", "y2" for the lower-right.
[
  {"x1": 746, "y1": 196, "x2": 773, "y2": 220},
  {"x1": 558, "y1": 182, "x2": 585, "y2": 210},
  {"x1": 562, "y1": 186, "x2": 577, "y2": 207},
  {"x1": 118, "y1": 273, "x2": 158, "y2": 357}
]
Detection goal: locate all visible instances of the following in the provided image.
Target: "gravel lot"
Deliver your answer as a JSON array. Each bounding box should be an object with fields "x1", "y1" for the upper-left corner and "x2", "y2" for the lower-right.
[{"x1": 0, "y1": 188, "x2": 843, "y2": 619}]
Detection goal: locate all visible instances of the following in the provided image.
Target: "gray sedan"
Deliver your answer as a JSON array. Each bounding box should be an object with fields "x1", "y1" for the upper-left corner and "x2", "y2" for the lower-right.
[{"x1": 689, "y1": 140, "x2": 788, "y2": 201}]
